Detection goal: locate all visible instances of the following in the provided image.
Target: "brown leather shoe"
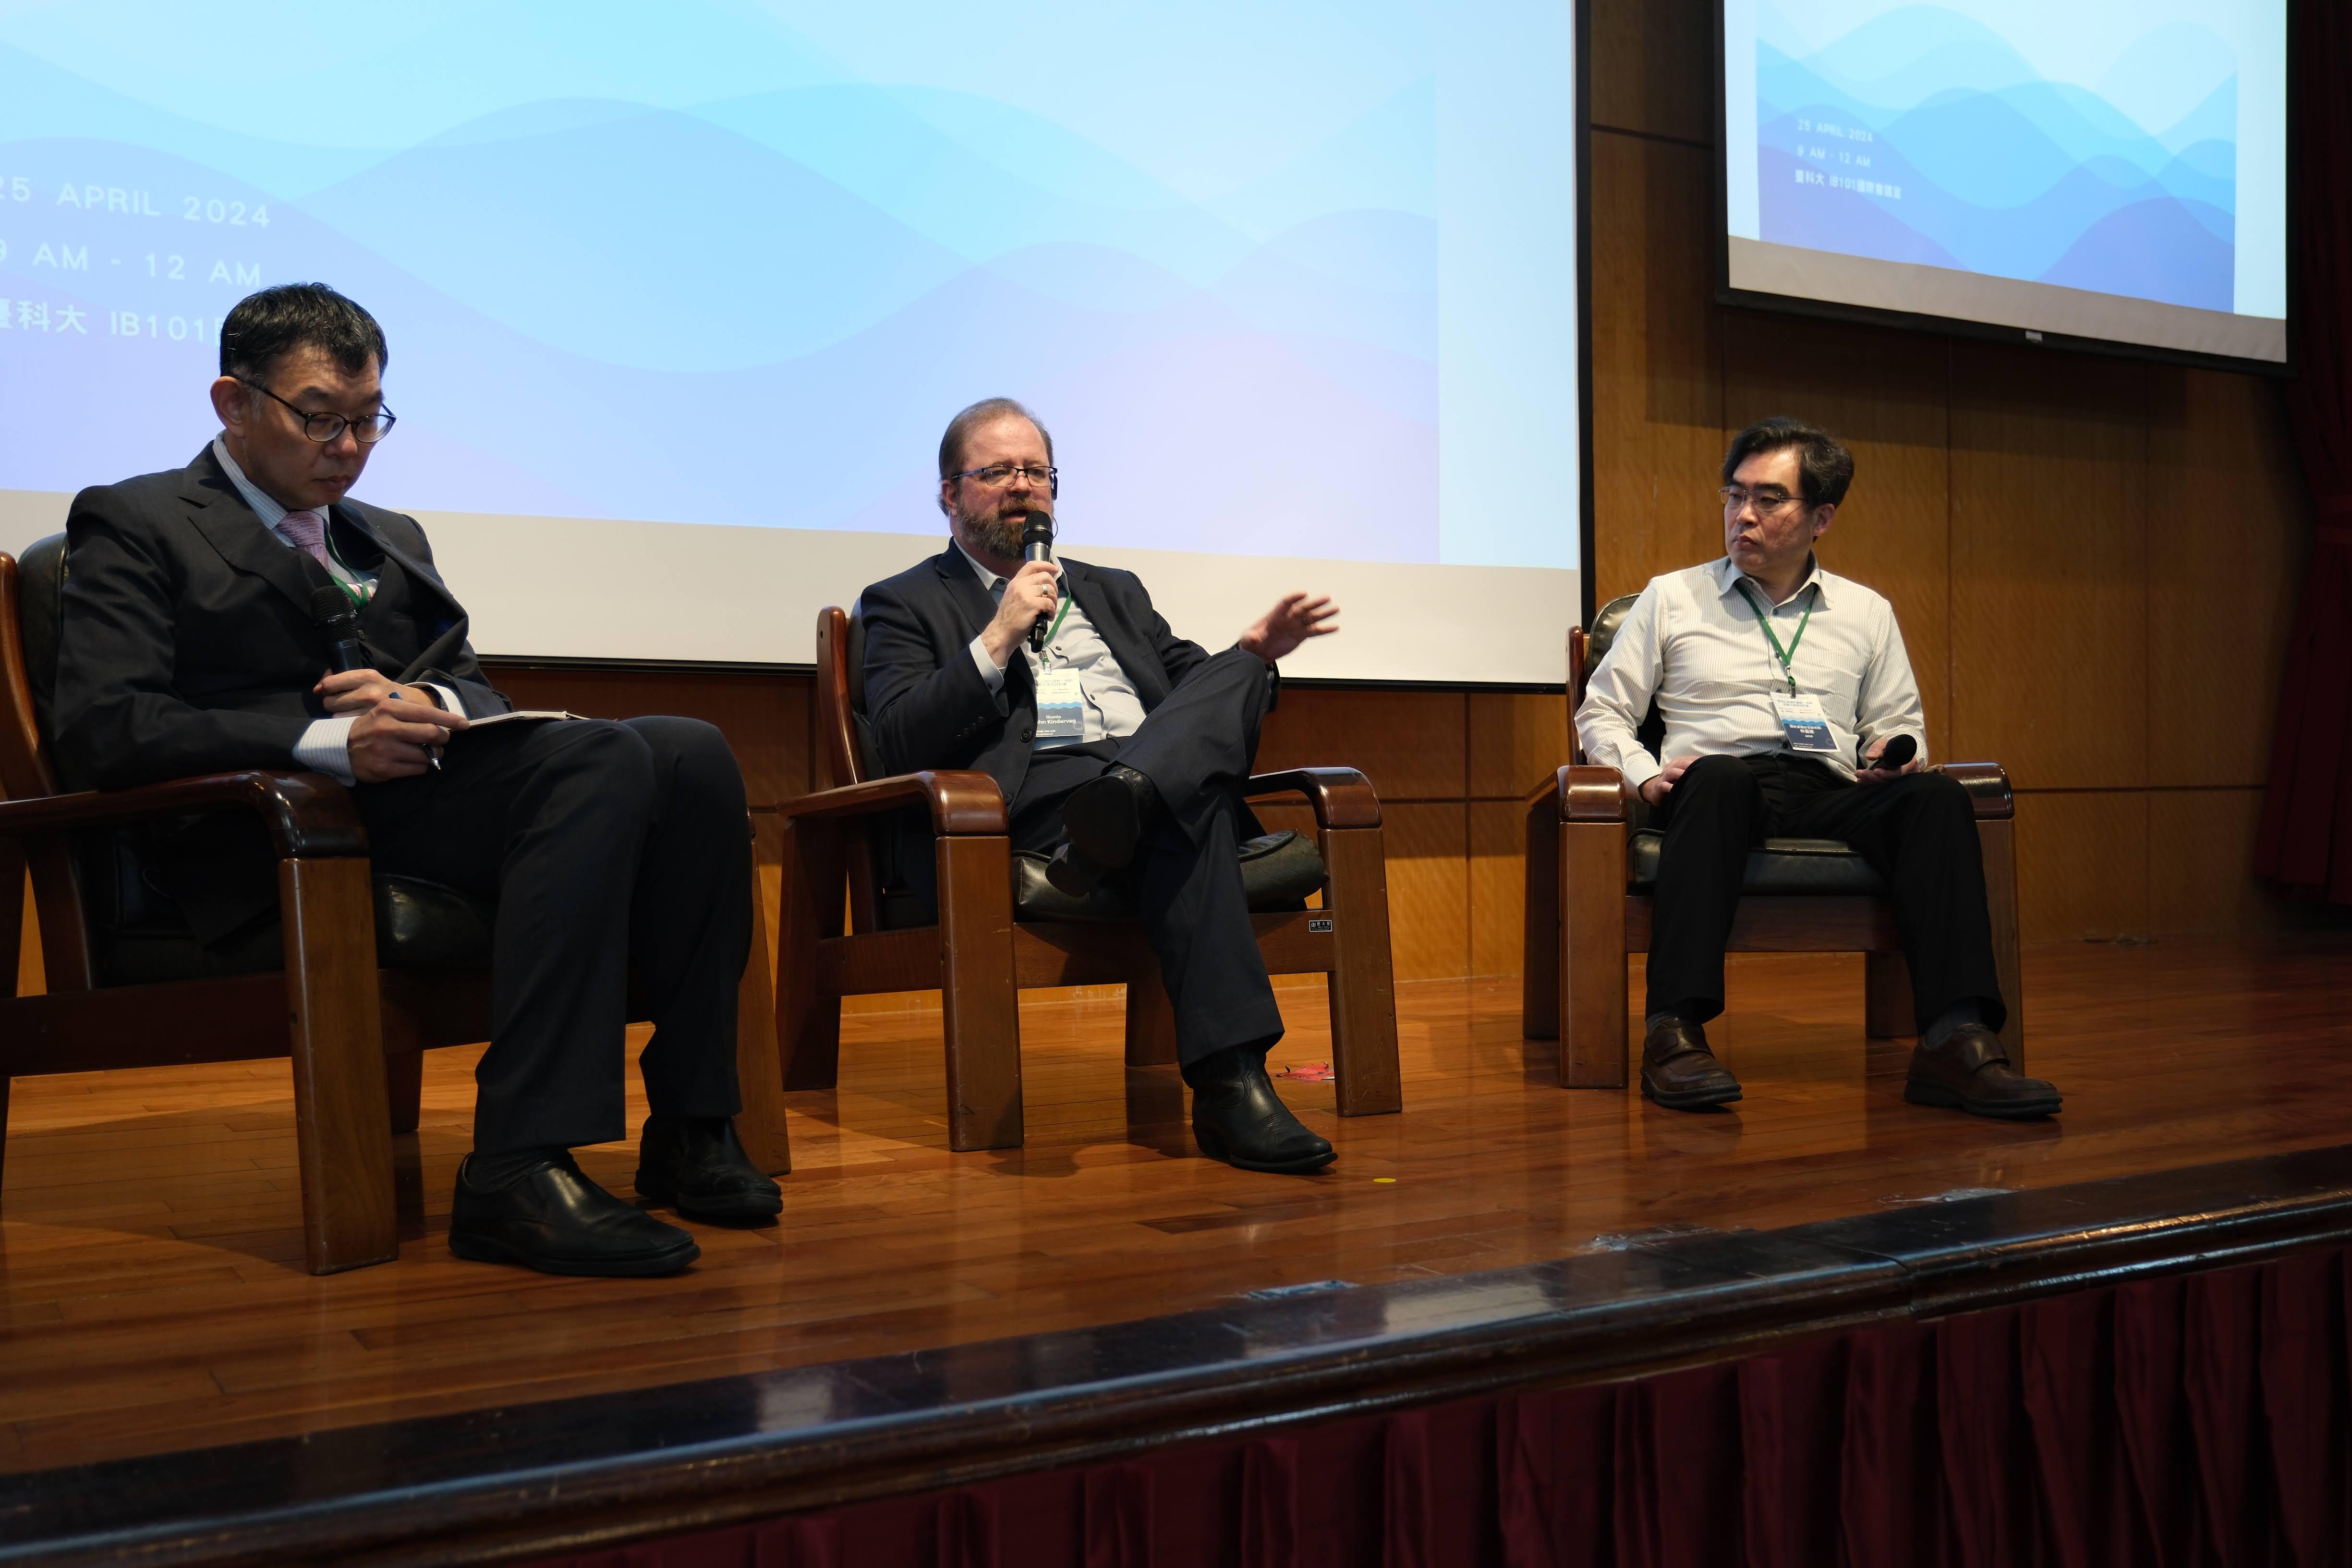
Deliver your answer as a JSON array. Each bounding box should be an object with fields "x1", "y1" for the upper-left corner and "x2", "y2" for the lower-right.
[
  {"x1": 1903, "y1": 1024, "x2": 2061, "y2": 1119},
  {"x1": 1640, "y1": 1018, "x2": 1743, "y2": 1109}
]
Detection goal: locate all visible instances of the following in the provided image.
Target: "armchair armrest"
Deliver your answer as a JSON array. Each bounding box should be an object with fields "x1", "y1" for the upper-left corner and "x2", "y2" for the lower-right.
[
  {"x1": 777, "y1": 770, "x2": 1008, "y2": 836},
  {"x1": 1247, "y1": 767, "x2": 1380, "y2": 829},
  {"x1": 0, "y1": 770, "x2": 366, "y2": 858},
  {"x1": 1525, "y1": 764, "x2": 1631, "y2": 825},
  {"x1": 1937, "y1": 763, "x2": 2014, "y2": 821}
]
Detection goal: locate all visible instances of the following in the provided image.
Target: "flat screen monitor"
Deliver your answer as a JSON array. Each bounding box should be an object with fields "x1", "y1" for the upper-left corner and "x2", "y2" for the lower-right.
[{"x1": 1718, "y1": 0, "x2": 2288, "y2": 370}]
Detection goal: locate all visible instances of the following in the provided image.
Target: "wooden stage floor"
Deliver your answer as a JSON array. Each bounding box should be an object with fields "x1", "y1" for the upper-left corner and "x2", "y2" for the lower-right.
[{"x1": 1, "y1": 934, "x2": 2346, "y2": 1476}]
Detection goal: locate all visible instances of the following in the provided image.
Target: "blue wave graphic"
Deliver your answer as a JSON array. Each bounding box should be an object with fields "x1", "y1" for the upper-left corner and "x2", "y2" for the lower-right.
[{"x1": 1754, "y1": 3, "x2": 2236, "y2": 312}]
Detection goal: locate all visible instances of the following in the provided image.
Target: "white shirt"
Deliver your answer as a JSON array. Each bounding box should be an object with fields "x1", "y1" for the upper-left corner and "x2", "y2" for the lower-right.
[
  {"x1": 212, "y1": 437, "x2": 463, "y2": 785},
  {"x1": 1576, "y1": 555, "x2": 1928, "y2": 789},
  {"x1": 956, "y1": 542, "x2": 1147, "y2": 747}
]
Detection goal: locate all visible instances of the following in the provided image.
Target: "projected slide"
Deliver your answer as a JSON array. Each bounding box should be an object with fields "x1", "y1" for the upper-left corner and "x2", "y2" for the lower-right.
[
  {"x1": 1722, "y1": 0, "x2": 2287, "y2": 365},
  {"x1": 0, "y1": 1, "x2": 1576, "y2": 583}
]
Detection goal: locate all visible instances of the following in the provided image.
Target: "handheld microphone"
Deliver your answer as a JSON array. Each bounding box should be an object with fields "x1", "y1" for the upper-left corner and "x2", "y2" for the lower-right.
[
  {"x1": 1869, "y1": 734, "x2": 1918, "y2": 773},
  {"x1": 309, "y1": 584, "x2": 368, "y2": 674},
  {"x1": 1021, "y1": 510, "x2": 1055, "y2": 653}
]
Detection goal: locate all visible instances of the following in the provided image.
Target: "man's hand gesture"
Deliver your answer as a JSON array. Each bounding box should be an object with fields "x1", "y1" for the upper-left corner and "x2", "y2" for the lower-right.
[
  {"x1": 319, "y1": 669, "x2": 467, "y2": 782},
  {"x1": 1238, "y1": 592, "x2": 1338, "y2": 665},
  {"x1": 980, "y1": 559, "x2": 1060, "y2": 667}
]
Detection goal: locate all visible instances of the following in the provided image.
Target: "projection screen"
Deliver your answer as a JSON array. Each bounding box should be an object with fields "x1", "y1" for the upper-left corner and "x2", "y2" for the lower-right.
[
  {"x1": 0, "y1": 1, "x2": 1583, "y2": 683},
  {"x1": 1719, "y1": 0, "x2": 2289, "y2": 370}
]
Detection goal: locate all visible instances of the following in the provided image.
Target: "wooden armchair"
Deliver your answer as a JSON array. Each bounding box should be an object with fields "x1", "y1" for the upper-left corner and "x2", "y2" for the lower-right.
[
  {"x1": 773, "y1": 606, "x2": 1404, "y2": 1151},
  {"x1": 0, "y1": 537, "x2": 789, "y2": 1275},
  {"x1": 1521, "y1": 593, "x2": 2024, "y2": 1088}
]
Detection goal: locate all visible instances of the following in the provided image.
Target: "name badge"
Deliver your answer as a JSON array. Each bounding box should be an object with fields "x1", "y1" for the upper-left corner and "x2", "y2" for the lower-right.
[
  {"x1": 1770, "y1": 692, "x2": 1839, "y2": 754},
  {"x1": 1033, "y1": 669, "x2": 1085, "y2": 743}
]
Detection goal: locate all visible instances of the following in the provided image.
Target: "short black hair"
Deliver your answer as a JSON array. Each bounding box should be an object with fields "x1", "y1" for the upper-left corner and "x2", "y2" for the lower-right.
[
  {"x1": 938, "y1": 396, "x2": 1053, "y2": 481},
  {"x1": 1721, "y1": 416, "x2": 1854, "y2": 508},
  {"x1": 218, "y1": 283, "x2": 388, "y2": 386}
]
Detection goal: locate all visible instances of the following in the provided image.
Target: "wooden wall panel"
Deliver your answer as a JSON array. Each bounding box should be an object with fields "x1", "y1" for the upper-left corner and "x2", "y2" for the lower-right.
[
  {"x1": 1379, "y1": 802, "x2": 1467, "y2": 980},
  {"x1": 1587, "y1": 0, "x2": 1714, "y2": 143},
  {"x1": 2145, "y1": 371, "x2": 2308, "y2": 789},
  {"x1": 482, "y1": 665, "x2": 812, "y2": 809},
  {"x1": 1467, "y1": 801, "x2": 1526, "y2": 977},
  {"x1": 1466, "y1": 692, "x2": 1570, "y2": 800},
  {"x1": 1588, "y1": 131, "x2": 1724, "y2": 606},
  {"x1": 1723, "y1": 314, "x2": 1955, "y2": 762},
  {"x1": 2150, "y1": 789, "x2": 2286, "y2": 936},
  {"x1": 1948, "y1": 346, "x2": 2150, "y2": 791},
  {"x1": 2014, "y1": 791, "x2": 2150, "y2": 944},
  {"x1": 1257, "y1": 687, "x2": 1465, "y2": 800}
]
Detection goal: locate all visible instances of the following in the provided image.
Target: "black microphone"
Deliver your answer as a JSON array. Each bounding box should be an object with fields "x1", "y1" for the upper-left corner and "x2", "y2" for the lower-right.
[
  {"x1": 309, "y1": 584, "x2": 368, "y2": 674},
  {"x1": 1021, "y1": 510, "x2": 1055, "y2": 653},
  {"x1": 1869, "y1": 733, "x2": 1918, "y2": 773}
]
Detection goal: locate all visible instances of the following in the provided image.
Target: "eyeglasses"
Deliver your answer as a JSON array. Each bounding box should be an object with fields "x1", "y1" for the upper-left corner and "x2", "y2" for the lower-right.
[
  {"x1": 238, "y1": 378, "x2": 397, "y2": 444},
  {"x1": 948, "y1": 463, "x2": 1058, "y2": 491},
  {"x1": 1719, "y1": 485, "x2": 1807, "y2": 516}
]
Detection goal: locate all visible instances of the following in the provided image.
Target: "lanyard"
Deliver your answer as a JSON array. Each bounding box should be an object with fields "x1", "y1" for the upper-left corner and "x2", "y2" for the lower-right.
[
  {"x1": 1735, "y1": 579, "x2": 1815, "y2": 696},
  {"x1": 1041, "y1": 592, "x2": 1072, "y2": 648}
]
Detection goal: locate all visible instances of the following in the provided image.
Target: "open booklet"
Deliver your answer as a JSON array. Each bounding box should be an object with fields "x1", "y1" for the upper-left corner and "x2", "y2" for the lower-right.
[{"x1": 452, "y1": 708, "x2": 588, "y2": 732}]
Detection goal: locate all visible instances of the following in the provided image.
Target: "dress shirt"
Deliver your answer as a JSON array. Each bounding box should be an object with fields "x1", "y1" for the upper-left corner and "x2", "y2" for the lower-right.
[
  {"x1": 956, "y1": 541, "x2": 1147, "y2": 747},
  {"x1": 1576, "y1": 554, "x2": 1927, "y2": 789},
  {"x1": 211, "y1": 437, "x2": 462, "y2": 784}
]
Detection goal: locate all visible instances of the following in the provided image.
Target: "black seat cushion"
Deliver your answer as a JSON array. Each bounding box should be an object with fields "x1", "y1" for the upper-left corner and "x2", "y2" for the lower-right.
[
  {"x1": 1627, "y1": 831, "x2": 1887, "y2": 896},
  {"x1": 1011, "y1": 830, "x2": 1326, "y2": 924},
  {"x1": 96, "y1": 875, "x2": 497, "y2": 986}
]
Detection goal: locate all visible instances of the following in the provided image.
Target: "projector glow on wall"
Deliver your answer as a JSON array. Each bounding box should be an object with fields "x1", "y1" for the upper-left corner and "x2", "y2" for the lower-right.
[{"x1": 1716, "y1": 0, "x2": 2288, "y2": 369}]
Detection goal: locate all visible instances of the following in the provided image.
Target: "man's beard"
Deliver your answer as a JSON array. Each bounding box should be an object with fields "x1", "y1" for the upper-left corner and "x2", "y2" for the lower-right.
[{"x1": 957, "y1": 497, "x2": 1040, "y2": 559}]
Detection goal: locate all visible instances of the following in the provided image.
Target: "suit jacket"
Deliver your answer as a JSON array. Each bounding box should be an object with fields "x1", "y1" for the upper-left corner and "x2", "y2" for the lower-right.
[
  {"x1": 860, "y1": 543, "x2": 1269, "y2": 806},
  {"x1": 53, "y1": 444, "x2": 508, "y2": 793},
  {"x1": 51, "y1": 445, "x2": 510, "y2": 948}
]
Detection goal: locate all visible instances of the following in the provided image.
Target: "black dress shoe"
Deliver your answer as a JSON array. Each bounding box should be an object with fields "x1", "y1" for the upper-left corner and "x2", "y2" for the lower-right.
[
  {"x1": 634, "y1": 1115, "x2": 784, "y2": 1220},
  {"x1": 1062, "y1": 765, "x2": 1161, "y2": 873},
  {"x1": 1904, "y1": 1024, "x2": 2061, "y2": 1119},
  {"x1": 449, "y1": 1150, "x2": 700, "y2": 1277},
  {"x1": 1044, "y1": 839, "x2": 1114, "y2": 898},
  {"x1": 1639, "y1": 1018, "x2": 1743, "y2": 1110},
  {"x1": 1187, "y1": 1047, "x2": 1336, "y2": 1174}
]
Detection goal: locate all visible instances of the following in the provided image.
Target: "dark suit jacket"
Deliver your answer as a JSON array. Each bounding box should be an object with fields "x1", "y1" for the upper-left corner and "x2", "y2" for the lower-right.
[
  {"x1": 54, "y1": 444, "x2": 507, "y2": 792},
  {"x1": 51, "y1": 444, "x2": 509, "y2": 946},
  {"x1": 860, "y1": 543, "x2": 1266, "y2": 805}
]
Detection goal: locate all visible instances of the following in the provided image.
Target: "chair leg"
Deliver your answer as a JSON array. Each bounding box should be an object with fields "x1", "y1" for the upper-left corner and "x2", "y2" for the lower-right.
[
  {"x1": 1561, "y1": 822, "x2": 1629, "y2": 1088},
  {"x1": 775, "y1": 816, "x2": 845, "y2": 1092},
  {"x1": 279, "y1": 857, "x2": 398, "y2": 1275},
  {"x1": 935, "y1": 834, "x2": 1021, "y2": 1151},
  {"x1": 1522, "y1": 795, "x2": 1561, "y2": 1040},
  {"x1": 385, "y1": 1043, "x2": 424, "y2": 1135},
  {"x1": 1865, "y1": 950, "x2": 1916, "y2": 1040},
  {"x1": 1321, "y1": 823, "x2": 1402, "y2": 1116},
  {"x1": 1979, "y1": 816, "x2": 2026, "y2": 1073},
  {"x1": 733, "y1": 869, "x2": 793, "y2": 1175},
  {"x1": 1124, "y1": 973, "x2": 1179, "y2": 1067}
]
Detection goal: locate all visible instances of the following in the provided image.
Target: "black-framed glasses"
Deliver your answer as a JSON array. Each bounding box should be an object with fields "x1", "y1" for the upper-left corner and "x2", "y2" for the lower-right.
[
  {"x1": 948, "y1": 462, "x2": 1057, "y2": 492},
  {"x1": 1719, "y1": 485, "x2": 1806, "y2": 516},
  {"x1": 238, "y1": 377, "x2": 397, "y2": 444}
]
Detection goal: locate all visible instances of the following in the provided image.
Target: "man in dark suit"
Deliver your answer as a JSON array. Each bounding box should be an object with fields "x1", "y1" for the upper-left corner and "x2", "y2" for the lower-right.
[
  {"x1": 53, "y1": 283, "x2": 779, "y2": 1276},
  {"x1": 859, "y1": 398, "x2": 1342, "y2": 1173}
]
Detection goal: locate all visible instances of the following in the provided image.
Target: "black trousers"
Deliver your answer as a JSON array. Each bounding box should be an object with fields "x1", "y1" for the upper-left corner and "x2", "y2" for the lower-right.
[
  {"x1": 1008, "y1": 649, "x2": 1285, "y2": 1069},
  {"x1": 357, "y1": 716, "x2": 752, "y2": 1152},
  {"x1": 1645, "y1": 753, "x2": 2006, "y2": 1034}
]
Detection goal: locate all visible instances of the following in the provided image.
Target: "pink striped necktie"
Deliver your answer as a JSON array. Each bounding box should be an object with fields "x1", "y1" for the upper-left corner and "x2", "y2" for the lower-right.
[{"x1": 279, "y1": 510, "x2": 331, "y2": 571}]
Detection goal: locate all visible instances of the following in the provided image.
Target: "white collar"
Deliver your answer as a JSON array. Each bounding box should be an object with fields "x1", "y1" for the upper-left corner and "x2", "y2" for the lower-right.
[
  {"x1": 210, "y1": 435, "x2": 305, "y2": 531},
  {"x1": 952, "y1": 537, "x2": 1057, "y2": 588},
  {"x1": 1713, "y1": 551, "x2": 1831, "y2": 610}
]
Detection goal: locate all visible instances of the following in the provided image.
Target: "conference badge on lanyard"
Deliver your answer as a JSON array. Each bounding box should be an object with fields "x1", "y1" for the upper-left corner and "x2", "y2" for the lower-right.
[{"x1": 1739, "y1": 578, "x2": 1837, "y2": 753}]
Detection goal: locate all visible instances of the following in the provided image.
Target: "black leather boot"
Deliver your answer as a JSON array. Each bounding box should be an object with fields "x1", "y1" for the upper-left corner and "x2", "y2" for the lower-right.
[{"x1": 1186, "y1": 1046, "x2": 1335, "y2": 1173}]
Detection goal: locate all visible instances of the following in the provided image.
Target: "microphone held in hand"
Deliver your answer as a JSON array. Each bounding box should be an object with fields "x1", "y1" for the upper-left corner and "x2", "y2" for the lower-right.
[
  {"x1": 1869, "y1": 734, "x2": 1918, "y2": 773},
  {"x1": 1021, "y1": 510, "x2": 1055, "y2": 653},
  {"x1": 308, "y1": 584, "x2": 368, "y2": 674}
]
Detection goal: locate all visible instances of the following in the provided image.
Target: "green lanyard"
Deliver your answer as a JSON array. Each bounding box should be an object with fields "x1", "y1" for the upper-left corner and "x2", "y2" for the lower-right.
[
  {"x1": 1735, "y1": 579, "x2": 1815, "y2": 696},
  {"x1": 1033, "y1": 589, "x2": 1072, "y2": 652}
]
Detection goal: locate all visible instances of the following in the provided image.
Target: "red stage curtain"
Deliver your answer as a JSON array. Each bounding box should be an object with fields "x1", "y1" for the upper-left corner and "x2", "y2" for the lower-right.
[
  {"x1": 2255, "y1": 0, "x2": 2352, "y2": 903},
  {"x1": 528, "y1": 1245, "x2": 2352, "y2": 1568}
]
